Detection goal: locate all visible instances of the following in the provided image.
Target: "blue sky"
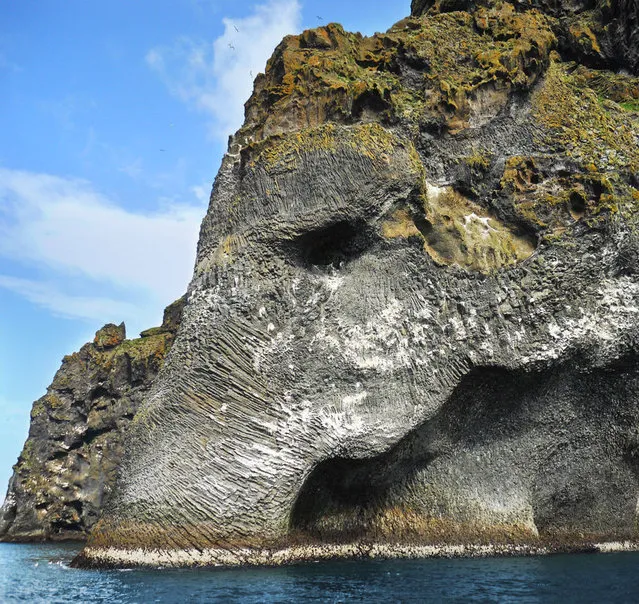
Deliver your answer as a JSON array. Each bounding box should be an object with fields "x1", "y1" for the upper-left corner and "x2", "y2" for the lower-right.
[{"x1": 0, "y1": 1, "x2": 410, "y2": 498}]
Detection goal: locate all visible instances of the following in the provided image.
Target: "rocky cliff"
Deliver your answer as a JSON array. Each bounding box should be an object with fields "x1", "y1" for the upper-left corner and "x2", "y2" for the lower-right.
[
  {"x1": 58, "y1": 0, "x2": 639, "y2": 566},
  {"x1": 411, "y1": 0, "x2": 639, "y2": 74},
  {"x1": 0, "y1": 297, "x2": 185, "y2": 541}
]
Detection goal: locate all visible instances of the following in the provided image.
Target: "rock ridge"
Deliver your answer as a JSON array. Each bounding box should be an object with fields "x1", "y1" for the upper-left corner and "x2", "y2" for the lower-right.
[{"x1": 0, "y1": 297, "x2": 186, "y2": 542}]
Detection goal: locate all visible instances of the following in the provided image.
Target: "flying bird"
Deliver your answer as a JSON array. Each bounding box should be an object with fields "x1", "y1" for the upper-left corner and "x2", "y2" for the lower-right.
[
  {"x1": 317, "y1": 15, "x2": 323, "y2": 21},
  {"x1": 228, "y1": 43, "x2": 235, "y2": 50},
  {"x1": 234, "y1": 25, "x2": 239, "y2": 32}
]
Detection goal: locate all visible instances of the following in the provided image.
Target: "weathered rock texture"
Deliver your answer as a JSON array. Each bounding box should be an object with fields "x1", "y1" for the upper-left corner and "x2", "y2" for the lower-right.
[
  {"x1": 71, "y1": 0, "x2": 639, "y2": 566},
  {"x1": 0, "y1": 297, "x2": 186, "y2": 541},
  {"x1": 412, "y1": 0, "x2": 639, "y2": 73}
]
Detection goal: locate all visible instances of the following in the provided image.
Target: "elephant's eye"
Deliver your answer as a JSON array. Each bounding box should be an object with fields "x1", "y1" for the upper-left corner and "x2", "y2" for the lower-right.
[{"x1": 288, "y1": 220, "x2": 372, "y2": 269}]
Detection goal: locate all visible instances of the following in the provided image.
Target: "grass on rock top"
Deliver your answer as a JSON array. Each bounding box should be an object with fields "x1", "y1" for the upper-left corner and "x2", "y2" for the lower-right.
[
  {"x1": 241, "y1": 2, "x2": 556, "y2": 140},
  {"x1": 235, "y1": 1, "x2": 639, "y2": 247}
]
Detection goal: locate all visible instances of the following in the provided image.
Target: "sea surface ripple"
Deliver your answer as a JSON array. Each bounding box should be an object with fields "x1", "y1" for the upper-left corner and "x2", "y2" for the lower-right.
[{"x1": 2, "y1": 543, "x2": 639, "y2": 602}]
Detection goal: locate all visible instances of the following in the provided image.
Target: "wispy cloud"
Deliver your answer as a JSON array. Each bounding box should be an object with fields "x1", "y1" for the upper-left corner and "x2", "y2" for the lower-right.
[
  {"x1": 0, "y1": 276, "x2": 139, "y2": 323},
  {"x1": 118, "y1": 157, "x2": 144, "y2": 179},
  {"x1": 190, "y1": 183, "x2": 211, "y2": 205},
  {"x1": 0, "y1": 167, "x2": 206, "y2": 331},
  {"x1": 37, "y1": 95, "x2": 97, "y2": 132},
  {"x1": 146, "y1": 0, "x2": 302, "y2": 140}
]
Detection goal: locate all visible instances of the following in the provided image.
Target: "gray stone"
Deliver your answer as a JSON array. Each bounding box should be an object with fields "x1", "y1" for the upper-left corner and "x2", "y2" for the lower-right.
[{"x1": 39, "y1": 1, "x2": 639, "y2": 566}]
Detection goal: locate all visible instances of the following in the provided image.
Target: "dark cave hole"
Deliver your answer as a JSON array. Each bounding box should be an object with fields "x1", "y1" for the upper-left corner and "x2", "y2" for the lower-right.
[
  {"x1": 84, "y1": 426, "x2": 113, "y2": 445},
  {"x1": 290, "y1": 220, "x2": 372, "y2": 269},
  {"x1": 412, "y1": 213, "x2": 434, "y2": 238},
  {"x1": 89, "y1": 385, "x2": 111, "y2": 401},
  {"x1": 50, "y1": 500, "x2": 84, "y2": 532},
  {"x1": 290, "y1": 368, "x2": 516, "y2": 539},
  {"x1": 397, "y1": 48, "x2": 430, "y2": 72},
  {"x1": 49, "y1": 449, "x2": 71, "y2": 461},
  {"x1": 290, "y1": 456, "x2": 388, "y2": 539},
  {"x1": 590, "y1": 178, "x2": 607, "y2": 202},
  {"x1": 352, "y1": 89, "x2": 391, "y2": 119},
  {"x1": 568, "y1": 191, "x2": 587, "y2": 218}
]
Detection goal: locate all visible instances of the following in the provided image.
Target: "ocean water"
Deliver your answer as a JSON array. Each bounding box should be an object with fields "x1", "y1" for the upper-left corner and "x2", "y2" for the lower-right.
[{"x1": 2, "y1": 543, "x2": 639, "y2": 603}]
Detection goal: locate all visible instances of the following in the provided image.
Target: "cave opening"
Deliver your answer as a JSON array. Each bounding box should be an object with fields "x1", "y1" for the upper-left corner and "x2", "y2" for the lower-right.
[
  {"x1": 352, "y1": 89, "x2": 391, "y2": 120},
  {"x1": 290, "y1": 456, "x2": 389, "y2": 541},
  {"x1": 289, "y1": 362, "x2": 639, "y2": 544},
  {"x1": 568, "y1": 191, "x2": 587, "y2": 219},
  {"x1": 290, "y1": 220, "x2": 372, "y2": 269}
]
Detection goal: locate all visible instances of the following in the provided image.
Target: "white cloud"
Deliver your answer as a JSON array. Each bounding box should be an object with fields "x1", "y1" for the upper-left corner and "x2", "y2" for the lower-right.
[
  {"x1": 191, "y1": 183, "x2": 211, "y2": 205},
  {"x1": 118, "y1": 157, "x2": 144, "y2": 179},
  {"x1": 146, "y1": 0, "x2": 302, "y2": 139},
  {"x1": 0, "y1": 167, "x2": 206, "y2": 331},
  {"x1": 0, "y1": 276, "x2": 139, "y2": 323}
]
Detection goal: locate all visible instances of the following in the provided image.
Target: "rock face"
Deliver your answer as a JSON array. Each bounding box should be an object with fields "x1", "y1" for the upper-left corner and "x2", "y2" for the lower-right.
[
  {"x1": 411, "y1": 0, "x2": 639, "y2": 74},
  {"x1": 72, "y1": 0, "x2": 639, "y2": 566},
  {"x1": 0, "y1": 297, "x2": 186, "y2": 541}
]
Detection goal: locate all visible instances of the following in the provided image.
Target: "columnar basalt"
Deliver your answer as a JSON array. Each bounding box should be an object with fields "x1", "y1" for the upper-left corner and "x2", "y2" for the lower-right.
[
  {"x1": 0, "y1": 298, "x2": 185, "y2": 542},
  {"x1": 68, "y1": 0, "x2": 639, "y2": 566}
]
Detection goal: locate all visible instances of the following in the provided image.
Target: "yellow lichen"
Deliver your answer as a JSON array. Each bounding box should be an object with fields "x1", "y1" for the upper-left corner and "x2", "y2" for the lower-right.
[
  {"x1": 382, "y1": 186, "x2": 536, "y2": 273},
  {"x1": 45, "y1": 394, "x2": 65, "y2": 410},
  {"x1": 501, "y1": 156, "x2": 539, "y2": 193},
  {"x1": 532, "y1": 59, "x2": 639, "y2": 173},
  {"x1": 247, "y1": 123, "x2": 399, "y2": 174},
  {"x1": 500, "y1": 150, "x2": 638, "y2": 238},
  {"x1": 571, "y1": 65, "x2": 639, "y2": 107},
  {"x1": 463, "y1": 148, "x2": 493, "y2": 171},
  {"x1": 420, "y1": 186, "x2": 535, "y2": 272},
  {"x1": 496, "y1": 58, "x2": 639, "y2": 238},
  {"x1": 239, "y1": 4, "x2": 556, "y2": 142},
  {"x1": 381, "y1": 209, "x2": 421, "y2": 239},
  {"x1": 568, "y1": 23, "x2": 601, "y2": 55}
]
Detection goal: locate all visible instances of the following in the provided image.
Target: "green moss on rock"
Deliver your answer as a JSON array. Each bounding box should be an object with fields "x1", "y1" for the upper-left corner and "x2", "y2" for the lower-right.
[
  {"x1": 1, "y1": 298, "x2": 187, "y2": 542},
  {"x1": 246, "y1": 122, "x2": 400, "y2": 174},
  {"x1": 239, "y1": 3, "x2": 555, "y2": 143}
]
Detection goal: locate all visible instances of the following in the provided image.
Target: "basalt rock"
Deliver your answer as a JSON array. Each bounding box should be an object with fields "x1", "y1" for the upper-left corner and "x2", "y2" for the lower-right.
[
  {"x1": 411, "y1": 0, "x2": 639, "y2": 75},
  {"x1": 69, "y1": 0, "x2": 639, "y2": 566},
  {"x1": 0, "y1": 297, "x2": 186, "y2": 542}
]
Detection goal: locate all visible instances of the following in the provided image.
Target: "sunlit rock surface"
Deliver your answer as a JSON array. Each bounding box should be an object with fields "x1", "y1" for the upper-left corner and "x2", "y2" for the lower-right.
[
  {"x1": 67, "y1": 0, "x2": 639, "y2": 566},
  {"x1": 0, "y1": 298, "x2": 186, "y2": 541}
]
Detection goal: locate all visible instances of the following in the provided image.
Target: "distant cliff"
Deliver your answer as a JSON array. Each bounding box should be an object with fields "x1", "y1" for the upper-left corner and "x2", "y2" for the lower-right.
[{"x1": 0, "y1": 297, "x2": 185, "y2": 542}]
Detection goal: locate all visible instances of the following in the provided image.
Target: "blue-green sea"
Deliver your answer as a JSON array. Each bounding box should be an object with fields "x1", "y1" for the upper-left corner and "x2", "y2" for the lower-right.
[{"x1": 2, "y1": 543, "x2": 639, "y2": 602}]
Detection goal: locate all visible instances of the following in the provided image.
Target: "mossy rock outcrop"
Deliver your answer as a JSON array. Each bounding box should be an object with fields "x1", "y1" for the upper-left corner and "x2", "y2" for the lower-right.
[
  {"x1": 411, "y1": 0, "x2": 639, "y2": 75},
  {"x1": 0, "y1": 297, "x2": 186, "y2": 541}
]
